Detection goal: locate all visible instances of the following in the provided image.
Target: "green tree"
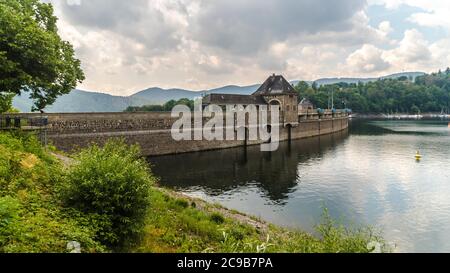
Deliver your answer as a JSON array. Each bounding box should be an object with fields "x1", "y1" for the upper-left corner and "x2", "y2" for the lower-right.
[
  {"x1": 293, "y1": 71, "x2": 450, "y2": 114},
  {"x1": 0, "y1": 93, "x2": 14, "y2": 113},
  {"x1": 411, "y1": 105, "x2": 420, "y2": 114},
  {"x1": 295, "y1": 81, "x2": 309, "y2": 93},
  {"x1": 0, "y1": 0, "x2": 84, "y2": 111}
]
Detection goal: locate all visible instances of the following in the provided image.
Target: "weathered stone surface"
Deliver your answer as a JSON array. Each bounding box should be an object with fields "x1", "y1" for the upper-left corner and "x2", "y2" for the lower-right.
[{"x1": 1, "y1": 112, "x2": 348, "y2": 156}]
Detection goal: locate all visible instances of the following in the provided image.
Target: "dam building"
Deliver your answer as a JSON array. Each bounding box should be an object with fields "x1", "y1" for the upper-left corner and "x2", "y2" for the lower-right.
[
  {"x1": 202, "y1": 74, "x2": 299, "y2": 127},
  {"x1": 0, "y1": 75, "x2": 349, "y2": 156}
]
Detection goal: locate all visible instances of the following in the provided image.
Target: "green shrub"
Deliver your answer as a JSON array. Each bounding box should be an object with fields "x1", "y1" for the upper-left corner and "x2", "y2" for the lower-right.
[
  {"x1": 0, "y1": 196, "x2": 21, "y2": 246},
  {"x1": 61, "y1": 139, "x2": 154, "y2": 247},
  {"x1": 0, "y1": 132, "x2": 54, "y2": 164},
  {"x1": 0, "y1": 132, "x2": 104, "y2": 253},
  {"x1": 210, "y1": 213, "x2": 225, "y2": 224},
  {"x1": 175, "y1": 199, "x2": 189, "y2": 209}
]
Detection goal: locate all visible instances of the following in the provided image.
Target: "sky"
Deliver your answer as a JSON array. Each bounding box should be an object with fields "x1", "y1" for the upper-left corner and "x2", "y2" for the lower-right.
[{"x1": 45, "y1": 0, "x2": 450, "y2": 95}]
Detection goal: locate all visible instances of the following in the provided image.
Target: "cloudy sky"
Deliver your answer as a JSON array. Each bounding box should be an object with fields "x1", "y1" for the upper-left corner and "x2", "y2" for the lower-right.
[{"x1": 45, "y1": 0, "x2": 450, "y2": 95}]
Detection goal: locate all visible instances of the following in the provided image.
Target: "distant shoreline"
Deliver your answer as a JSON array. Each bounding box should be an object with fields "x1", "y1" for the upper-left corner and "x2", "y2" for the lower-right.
[{"x1": 351, "y1": 113, "x2": 450, "y2": 120}]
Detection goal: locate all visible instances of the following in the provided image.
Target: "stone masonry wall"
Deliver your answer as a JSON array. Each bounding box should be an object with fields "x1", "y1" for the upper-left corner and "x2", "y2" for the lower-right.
[{"x1": 1, "y1": 112, "x2": 348, "y2": 156}]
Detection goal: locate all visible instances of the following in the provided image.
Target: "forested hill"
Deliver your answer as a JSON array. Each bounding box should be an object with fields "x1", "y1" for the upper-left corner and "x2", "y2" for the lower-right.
[
  {"x1": 295, "y1": 69, "x2": 450, "y2": 114},
  {"x1": 12, "y1": 72, "x2": 424, "y2": 113}
]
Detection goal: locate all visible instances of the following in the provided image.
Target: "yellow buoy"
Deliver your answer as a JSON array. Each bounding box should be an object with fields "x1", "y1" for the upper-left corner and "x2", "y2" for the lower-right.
[{"x1": 415, "y1": 151, "x2": 422, "y2": 161}]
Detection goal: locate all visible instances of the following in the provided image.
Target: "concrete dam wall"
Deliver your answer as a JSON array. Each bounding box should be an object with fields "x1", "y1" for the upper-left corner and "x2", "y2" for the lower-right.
[{"x1": 0, "y1": 111, "x2": 349, "y2": 156}]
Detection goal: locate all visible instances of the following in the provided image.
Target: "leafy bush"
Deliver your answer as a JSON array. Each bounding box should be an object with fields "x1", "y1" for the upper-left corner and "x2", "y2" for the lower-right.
[
  {"x1": 0, "y1": 93, "x2": 14, "y2": 113},
  {"x1": 0, "y1": 196, "x2": 21, "y2": 246},
  {"x1": 210, "y1": 213, "x2": 225, "y2": 224},
  {"x1": 175, "y1": 199, "x2": 189, "y2": 209},
  {"x1": 61, "y1": 139, "x2": 154, "y2": 247},
  {"x1": 0, "y1": 132, "x2": 54, "y2": 164},
  {"x1": 0, "y1": 132, "x2": 104, "y2": 253}
]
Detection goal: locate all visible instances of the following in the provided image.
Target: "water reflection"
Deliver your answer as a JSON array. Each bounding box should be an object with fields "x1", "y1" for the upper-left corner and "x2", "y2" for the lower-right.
[
  {"x1": 149, "y1": 120, "x2": 450, "y2": 252},
  {"x1": 149, "y1": 129, "x2": 349, "y2": 204},
  {"x1": 351, "y1": 119, "x2": 450, "y2": 136}
]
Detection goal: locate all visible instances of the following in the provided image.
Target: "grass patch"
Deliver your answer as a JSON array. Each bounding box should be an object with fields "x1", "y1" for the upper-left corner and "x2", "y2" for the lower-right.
[
  {"x1": 0, "y1": 132, "x2": 104, "y2": 253},
  {"x1": 0, "y1": 131, "x2": 388, "y2": 253},
  {"x1": 131, "y1": 189, "x2": 388, "y2": 253},
  {"x1": 174, "y1": 199, "x2": 189, "y2": 209},
  {"x1": 210, "y1": 213, "x2": 225, "y2": 224}
]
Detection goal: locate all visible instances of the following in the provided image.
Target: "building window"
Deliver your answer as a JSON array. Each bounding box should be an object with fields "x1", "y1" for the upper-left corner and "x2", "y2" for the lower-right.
[{"x1": 286, "y1": 105, "x2": 290, "y2": 111}]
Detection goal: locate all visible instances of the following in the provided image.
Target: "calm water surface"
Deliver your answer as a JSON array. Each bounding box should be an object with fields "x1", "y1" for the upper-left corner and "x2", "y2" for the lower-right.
[{"x1": 148, "y1": 120, "x2": 450, "y2": 252}]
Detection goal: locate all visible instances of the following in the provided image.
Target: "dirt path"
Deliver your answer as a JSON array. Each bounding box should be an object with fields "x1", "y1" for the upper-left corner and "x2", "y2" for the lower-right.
[
  {"x1": 51, "y1": 152, "x2": 270, "y2": 232},
  {"x1": 51, "y1": 152, "x2": 74, "y2": 167}
]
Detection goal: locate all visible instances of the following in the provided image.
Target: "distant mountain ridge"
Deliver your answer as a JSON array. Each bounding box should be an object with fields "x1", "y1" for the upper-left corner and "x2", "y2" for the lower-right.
[
  {"x1": 313, "y1": 72, "x2": 425, "y2": 86},
  {"x1": 13, "y1": 72, "x2": 425, "y2": 113}
]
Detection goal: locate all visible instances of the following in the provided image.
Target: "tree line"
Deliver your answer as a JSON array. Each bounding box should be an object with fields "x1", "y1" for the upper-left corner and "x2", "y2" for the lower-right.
[
  {"x1": 124, "y1": 98, "x2": 195, "y2": 112},
  {"x1": 295, "y1": 69, "x2": 450, "y2": 114},
  {"x1": 126, "y1": 71, "x2": 450, "y2": 114}
]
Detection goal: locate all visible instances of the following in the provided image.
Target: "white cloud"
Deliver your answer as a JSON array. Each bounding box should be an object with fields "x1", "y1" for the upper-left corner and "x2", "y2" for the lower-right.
[
  {"x1": 429, "y1": 39, "x2": 450, "y2": 68},
  {"x1": 345, "y1": 28, "x2": 448, "y2": 77},
  {"x1": 378, "y1": 21, "x2": 394, "y2": 36},
  {"x1": 370, "y1": 0, "x2": 450, "y2": 30},
  {"x1": 40, "y1": 0, "x2": 450, "y2": 94},
  {"x1": 346, "y1": 44, "x2": 391, "y2": 73},
  {"x1": 384, "y1": 29, "x2": 431, "y2": 64}
]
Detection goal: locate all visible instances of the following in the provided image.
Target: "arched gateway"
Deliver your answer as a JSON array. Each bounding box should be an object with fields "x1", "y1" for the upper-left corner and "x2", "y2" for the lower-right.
[{"x1": 202, "y1": 74, "x2": 299, "y2": 127}]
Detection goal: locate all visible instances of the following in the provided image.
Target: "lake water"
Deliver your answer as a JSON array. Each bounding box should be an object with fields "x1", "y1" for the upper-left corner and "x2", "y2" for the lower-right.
[{"x1": 148, "y1": 120, "x2": 450, "y2": 253}]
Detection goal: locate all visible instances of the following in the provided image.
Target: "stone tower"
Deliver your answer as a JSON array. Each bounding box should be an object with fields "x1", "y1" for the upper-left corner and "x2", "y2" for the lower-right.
[{"x1": 252, "y1": 74, "x2": 298, "y2": 126}]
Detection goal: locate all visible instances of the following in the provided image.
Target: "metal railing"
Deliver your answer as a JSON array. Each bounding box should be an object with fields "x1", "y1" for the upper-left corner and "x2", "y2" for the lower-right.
[
  {"x1": 0, "y1": 115, "x2": 49, "y2": 146},
  {"x1": 0, "y1": 115, "x2": 49, "y2": 130}
]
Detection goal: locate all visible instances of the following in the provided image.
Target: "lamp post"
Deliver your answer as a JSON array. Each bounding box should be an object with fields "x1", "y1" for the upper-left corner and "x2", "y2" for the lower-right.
[{"x1": 331, "y1": 89, "x2": 334, "y2": 110}]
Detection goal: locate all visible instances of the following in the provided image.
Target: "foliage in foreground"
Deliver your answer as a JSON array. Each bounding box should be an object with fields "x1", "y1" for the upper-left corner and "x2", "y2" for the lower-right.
[
  {"x1": 0, "y1": 93, "x2": 14, "y2": 113},
  {"x1": 134, "y1": 190, "x2": 387, "y2": 253},
  {"x1": 0, "y1": 132, "x2": 103, "y2": 252},
  {"x1": 0, "y1": 134, "x2": 154, "y2": 252},
  {"x1": 60, "y1": 140, "x2": 154, "y2": 247},
  {"x1": 0, "y1": 132, "x2": 386, "y2": 253}
]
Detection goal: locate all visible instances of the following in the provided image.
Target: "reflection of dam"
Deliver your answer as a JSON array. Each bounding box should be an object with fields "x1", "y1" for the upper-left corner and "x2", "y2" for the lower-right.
[{"x1": 149, "y1": 128, "x2": 349, "y2": 203}]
